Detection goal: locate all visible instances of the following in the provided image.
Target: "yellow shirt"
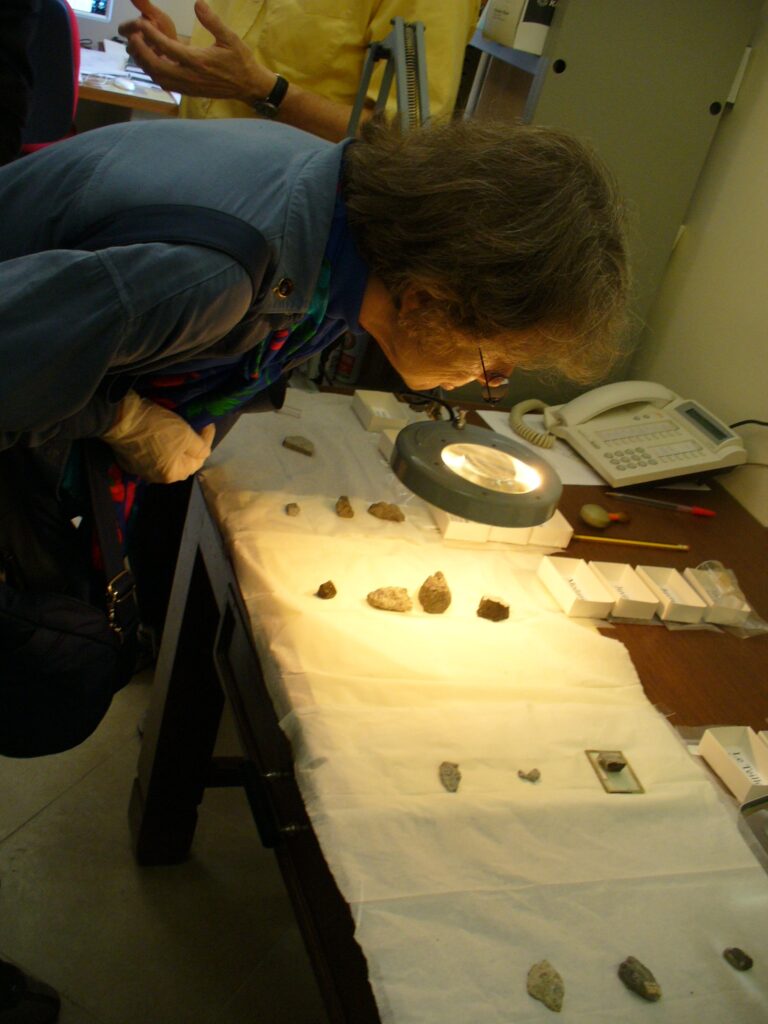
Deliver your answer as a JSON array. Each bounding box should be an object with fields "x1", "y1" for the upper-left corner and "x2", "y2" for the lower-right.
[{"x1": 181, "y1": 0, "x2": 480, "y2": 121}]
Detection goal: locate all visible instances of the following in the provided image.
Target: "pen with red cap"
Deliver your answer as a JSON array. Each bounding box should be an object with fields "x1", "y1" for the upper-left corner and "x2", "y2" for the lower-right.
[{"x1": 604, "y1": 491, "x2": 716, "y2": 517}]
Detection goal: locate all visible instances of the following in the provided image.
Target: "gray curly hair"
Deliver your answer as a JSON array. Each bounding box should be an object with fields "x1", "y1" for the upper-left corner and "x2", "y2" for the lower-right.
[{"x1": 343, "y1": 117, "x2": 629, "y2": 383}]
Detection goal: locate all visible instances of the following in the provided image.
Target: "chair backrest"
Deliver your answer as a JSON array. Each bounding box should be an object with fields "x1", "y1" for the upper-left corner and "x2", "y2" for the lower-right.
[{"x1": 21, "y1": 0, "x2": 80, "y2": 152}]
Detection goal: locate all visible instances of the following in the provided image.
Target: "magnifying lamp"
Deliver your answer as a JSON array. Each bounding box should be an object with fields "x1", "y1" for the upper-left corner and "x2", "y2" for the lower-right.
[{"x1": 391, "y1": 419, "x2": 562, "y2": 527}]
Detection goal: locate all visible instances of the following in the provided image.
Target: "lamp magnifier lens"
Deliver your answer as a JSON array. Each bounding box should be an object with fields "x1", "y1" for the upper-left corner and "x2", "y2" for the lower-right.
[{"x1": 441, "y1": 443, "x2": 542, "y2": 494}]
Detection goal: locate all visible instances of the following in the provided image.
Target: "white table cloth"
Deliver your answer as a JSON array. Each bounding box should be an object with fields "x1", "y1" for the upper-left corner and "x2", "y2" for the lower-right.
[{"x1": 201, "y1": 390, "x2": 768, "y2": 1023}]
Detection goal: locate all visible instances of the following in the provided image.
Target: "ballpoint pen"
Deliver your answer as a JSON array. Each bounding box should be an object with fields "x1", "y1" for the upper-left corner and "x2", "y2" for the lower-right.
[{"x1": 604, "y1": 491, "x2": 716, "y2": 517}]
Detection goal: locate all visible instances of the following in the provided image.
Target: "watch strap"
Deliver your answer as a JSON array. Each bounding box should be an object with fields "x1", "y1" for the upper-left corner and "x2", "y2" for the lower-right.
[{"x1": 251, "y1": 74, "x2": 289, "y2": 117}]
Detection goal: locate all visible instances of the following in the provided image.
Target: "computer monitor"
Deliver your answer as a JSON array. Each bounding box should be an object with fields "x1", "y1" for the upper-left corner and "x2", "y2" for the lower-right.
[{"x1": 69, "y1": 0, "x2": 121, "y2": 46}]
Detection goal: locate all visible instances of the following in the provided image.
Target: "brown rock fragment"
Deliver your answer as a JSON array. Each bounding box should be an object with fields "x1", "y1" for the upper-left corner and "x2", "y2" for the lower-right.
[
  {"x1": 477, "y1": 597, "x2": 509, "y2": 622},
  {"x1": 285, "y1": 502, "x2": 300, "y2": 517},
  {"x1": 439, "y1": 762, "x2": 461, "y2": 793},
  {"x1": 518, "y1": 768, "x2": 541, "y2": 783},
  {"x1": 418, "y1": 572, "x2": 451, "y2": 614},
  {"x1": 282, "y1": 435, "x2": 315, "y2": 456},
  {"x1": 723, "y1": 947, "x2": 753, "y2": 971},
  {"x1": 618, "y1": 956, "x2": 661, "y2": 1002},
  {"x1": 366, "y1": 587, "x2": 412, "y2": 612},
  {"x1": 367, "y1": 501, "x2": 405, "y2": 523},
  {"x1": 316, "y1": 581, "x2": 337, "y2": 600},
  {"x1": 527, "y1": 960, "x2": 564, "y2": 1012},
  {"x1": 597, "y1": 753, "x2": 626, "y2": 773},
  {"x1": 335, "y1": 495, "x2": 354, "y2": 518}
]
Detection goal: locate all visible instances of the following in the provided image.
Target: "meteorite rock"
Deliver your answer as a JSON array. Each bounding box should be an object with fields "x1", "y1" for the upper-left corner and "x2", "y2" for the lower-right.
[
  {"x1": 597, "y1": 753, "x2": 626, "y2": 773},
  {"x1": 335, "y1": 495, "x2": 354, "y2": 518},
  {"x1": 418, "y1": 572, "x2": 451, "y2": 614},
  {"x1": 367, "y1": 501, "x2": 405, "y2": 523},
  {"x1": 439, "y1": 761, "x2": 461, "y2": 793},
  {"x1": 477, "y1": 596, "x2": 509, "y2": 622},
  {"x1": 282, "y1": 434, "x2": 315, "y2": 456},
  {"x1": 316, "y1": 581, "x2": 337, "y2": 600},
  {"x1": 527, "y1": 960, "x2": 564, "y2": 1013},
  {"x1": 367, "y1": 587, "x2": 412, "y2": 612},
  {"x1": 723, "y1": 947, "x2": 753, "y2": 971},
  {"x1": 285, "y1": 502, "x2": 300, "y2": 517},
  {"x1": 518, "y1": 768, "x2": 541, "y2": 783},
  {"x1": 618, "y1": 957, "x2": 662, "y2": 1002}
]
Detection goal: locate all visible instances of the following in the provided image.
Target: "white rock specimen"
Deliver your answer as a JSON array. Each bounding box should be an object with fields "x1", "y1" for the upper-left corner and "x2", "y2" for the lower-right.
[
  {"x1": 477, "y1": 596, "x2": 509, "y2": 622},
  {"x1": 367, "y1": 587, "x2": 412, "y2": 612},
  {"x1": 527, "y1": 960, "x2": 564, "y2": 1013},
  {"x1": 335, "y1": 495, "x2": 354, "y2": 518},
  {"x1": 617, "y1": 957, "x2": 661, "y2": 1002},
  {"x1": 418, "y1": 571, "x2": 451, "y2": 614},
  {"x1": 282, "y1": 435, "x2": 315, "y2": 456},
  {"x1": 367, "y1": 501, "x2": 404, "y2": 523},
  {"x1": 285, "y1": 502, "x2": 300, "y2": 516},
  {"x1": 439, "y1": 762, "x2": 461, "y2": 793}
]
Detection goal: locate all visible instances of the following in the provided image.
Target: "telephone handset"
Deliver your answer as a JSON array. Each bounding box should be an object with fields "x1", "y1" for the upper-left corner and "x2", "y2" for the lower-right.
[{"x1": 509, "y1": 380, "x2": 747, "y2": 487}]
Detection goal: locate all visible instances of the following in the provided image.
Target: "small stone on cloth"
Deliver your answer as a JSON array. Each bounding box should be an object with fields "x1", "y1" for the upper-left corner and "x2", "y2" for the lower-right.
[
  {"x1": 518, "y1": 768, "x2": 541, "y2": 783},
  {"x1": 723, "y1": 947, "x2": 753, "y2": 971},
  {"x1": 282, "y1": 435, "x2": 314, "y2": 456},
  {"x1": 477, "y1": 597, "x2": 509, "y2": 622},
  {"x1": 368, "y1": 501, "x2": 404, "y2": 522},
  {"x1": 617, "y1": 956, "x2": 661, "y2": 1002},
  {"x1": 284, "y1": 502, "x2": 300, "y2": 517},
  {"x1": 527, "y1": 960, "x2": 564, "y2": 1012},
  {"x1": 418, "y1": 572, "x2": 451, "y2": 614},
  {"x1": 367, "y1": 587, "x2": 412, "y2": 612},
  {"x1": 439, "y1": 761, "x2": 461, "y2": 793},
  {"x1": 335, "y1": 495, "x2": 354, "y2": 518},
  {"x1": 316, "y1": 581, "x2": 337, "y2": 600}
]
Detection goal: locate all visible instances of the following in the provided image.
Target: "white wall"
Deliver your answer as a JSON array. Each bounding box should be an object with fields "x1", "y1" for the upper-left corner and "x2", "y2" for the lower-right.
[{"x1": 631, "y1": 3, "x2": 768, "y2": 525}]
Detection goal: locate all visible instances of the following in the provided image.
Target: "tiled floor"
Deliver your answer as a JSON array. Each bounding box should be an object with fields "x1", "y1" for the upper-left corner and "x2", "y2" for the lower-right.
[{"x1": 0, "y1": 671, "x2": 329, "y2": 1024}]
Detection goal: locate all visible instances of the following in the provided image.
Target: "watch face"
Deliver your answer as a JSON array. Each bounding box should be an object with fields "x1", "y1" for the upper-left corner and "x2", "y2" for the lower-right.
[{"x1": 252, "y1": 101, "x2": 278, "y2": 119}]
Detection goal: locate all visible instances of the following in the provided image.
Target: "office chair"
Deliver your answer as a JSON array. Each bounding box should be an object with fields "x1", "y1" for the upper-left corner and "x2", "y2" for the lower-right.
[{"x1": 21, "y1": 0, "x2": 80, "y2": 153}]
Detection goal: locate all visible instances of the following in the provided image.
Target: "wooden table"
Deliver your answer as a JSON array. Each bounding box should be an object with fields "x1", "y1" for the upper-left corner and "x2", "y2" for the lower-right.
[{"x1": 129, "y1": 471, "x2": 767, "y2": 1023}]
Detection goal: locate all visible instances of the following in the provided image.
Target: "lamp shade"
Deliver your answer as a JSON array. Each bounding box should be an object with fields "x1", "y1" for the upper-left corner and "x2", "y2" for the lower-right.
[{"x1": 391, "y1": 421, "x2": 562, "y2": 527}]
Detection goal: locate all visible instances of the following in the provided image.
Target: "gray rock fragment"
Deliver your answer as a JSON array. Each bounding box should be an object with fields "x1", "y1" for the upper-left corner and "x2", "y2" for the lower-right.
[
  {"x1": 335, "y1": 495, "x2": 354, "y2": 518},
  {"x1": 316, "y1": 581, "x2": 337, "y2": 600},
  {"x1": 367, "y1": 587, "x2": 412, "y2": 612},
  {"x1": 367, "y1": 501, "x2": 405, "y2": 523},
  {"x1": 477, "y1": 596, "x2": 509, "y2": 622},
  {"x1": 418, "y1": 572, "x2": 451, "y2": 614},
  {"x1": 527, "y1": 960, "x2": 564, "y2": 1013},
  {"x1": 723, "y1": 947, "x2": 753, "y2": 971},
  {"x1": 285, "y1": 502, "x2": 300, "y2": 517},
  {"x1": 439, "y1": 761, "x2": 461, "y2": 793},
  {"x1": 618, "y1": 956, "x2": 662, "y2": 1002},
  {"x1": 282, "y1": 434, "x2": 315, "y2": 456},
  {"x1": 597, "y1": 753, "x2": 626, "y2": 773},
  {"x1": 518, "y1": 768, "x2": 541, "y2": 783}
]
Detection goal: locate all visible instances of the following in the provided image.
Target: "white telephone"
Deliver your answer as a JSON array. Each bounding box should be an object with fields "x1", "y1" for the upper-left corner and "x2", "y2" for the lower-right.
[{"x1": 509, "y1": 380, "x2": 747, "y2": 487}]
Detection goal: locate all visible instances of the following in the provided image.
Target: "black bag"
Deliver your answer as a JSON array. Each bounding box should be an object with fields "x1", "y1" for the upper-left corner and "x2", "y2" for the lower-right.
[
  {"x1": 0, "y1": 205, "x2": 272, "y2": 757},
  {"x1": 0, "y1": 441, "x2": 139, "y2": 757}
]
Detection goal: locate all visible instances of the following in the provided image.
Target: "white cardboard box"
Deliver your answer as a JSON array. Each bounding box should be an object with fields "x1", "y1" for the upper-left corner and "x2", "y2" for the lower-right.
[
  {"x1": 589, "y1": 561, "x2": 660, "y2": 620},
  {"x1": 635, "y1": 565, "x2": 707, "y2": 623},
  {"x1": 683, "y1": 567, "x2": 751, "y2": 626},
  {"x1": 428, "y1": 505, "x2": 491, "y2": 543},
  {"x1": 698, "y1": 726, "x2": 768, "y2": 804},
  {"x1": 528, "y1": 509, "x2": 573, "y2": 549},
  {"x1": 377, "y1": 427, "x2": 400, "y2": 462},
  {"x1": 537, "y1": 556, "x2": 615, "y2": 618},
  {"x1": 352, "y1": 390, "x2": 411, "y2": 432}
]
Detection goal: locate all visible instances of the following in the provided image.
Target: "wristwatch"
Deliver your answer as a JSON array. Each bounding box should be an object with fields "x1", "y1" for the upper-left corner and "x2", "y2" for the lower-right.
[{"x1": 250, "y1": 75, "x2": 289, "y2": 119}]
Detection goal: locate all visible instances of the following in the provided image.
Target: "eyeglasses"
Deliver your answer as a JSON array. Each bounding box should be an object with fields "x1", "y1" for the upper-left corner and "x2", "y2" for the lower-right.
[{"x1": 478, "y1": 348, "x2": 509, "y2": 406}]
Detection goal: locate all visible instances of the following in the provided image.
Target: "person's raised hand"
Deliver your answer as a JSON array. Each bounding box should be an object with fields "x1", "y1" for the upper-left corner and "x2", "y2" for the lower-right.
[
  {"x1": 123, "y1": 0, "x2": 274, "y2": 101},
  {"x1": 118, "y1": 0, "x2": 178, "y2": 47}
]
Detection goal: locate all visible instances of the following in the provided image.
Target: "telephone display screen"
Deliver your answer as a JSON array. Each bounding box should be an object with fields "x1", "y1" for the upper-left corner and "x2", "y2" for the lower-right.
[{"x1": 679, "y1": 404, "x2": 733, "y2": 443}]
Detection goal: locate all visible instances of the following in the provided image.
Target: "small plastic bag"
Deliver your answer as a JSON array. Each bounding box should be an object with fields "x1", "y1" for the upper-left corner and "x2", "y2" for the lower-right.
[{"x1": 696, "y1": 560, "x2": 768, "y2": 638}]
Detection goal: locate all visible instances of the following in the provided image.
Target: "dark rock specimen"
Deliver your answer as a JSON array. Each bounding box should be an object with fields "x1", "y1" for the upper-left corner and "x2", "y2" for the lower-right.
[
  {"x1": 518, "y1": 768, "x2": 541, "y2": 783},
  {"x1": 618, "y1": 957, "x2": 662, "y2": 1002},
  {"x1": 418, "y1": 572, "x2": 451, "y2": 614},
  {"x1": 723, "y1": 947, "x2": 753, "y2": 971},
  {"x1": 335, "y1": 495, "x2": 354, "y2": 518},
  {"x1": 285, "y1": 502, "x2": 300, "y2": 516},
  {"x1": 367, "y1": 587, "x2": 412, "y2": 612},
  {"x1": 597, "y1": 753, "x2": 627, "y2": 773},
  {"x1": 282, "y1": 435, "x2": 315, "y2": 456},
  {"x1": 316, "y1": 581, "x2": 337, "y2": 600},
  {"x1": 439, "y1": 762, "x2": 461, "y2": 793},
  {"x1": 477, "y1": 597, "x2": 509, "y2": 622},
  {"x1": 367, "y1": 501, "x2": 405, "y2": 523},
  {"x1": 527, "y1": 960, "x2": 564, "y2": 1012}
]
